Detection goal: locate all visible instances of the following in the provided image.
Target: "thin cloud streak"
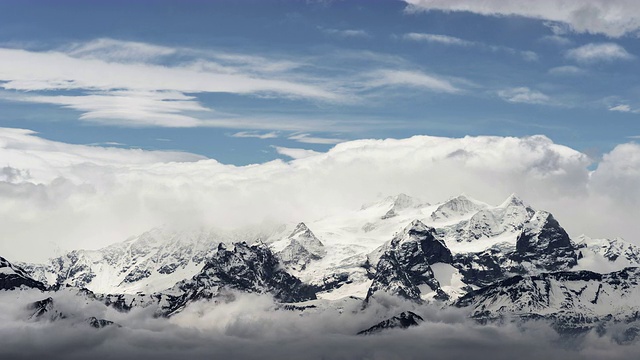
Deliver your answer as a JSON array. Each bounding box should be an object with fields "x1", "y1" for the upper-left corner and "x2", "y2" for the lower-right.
[
  {"x1": 565, "y1": 43, "x2": 634, "y2": 63},
  {"x1": 0, "y1": 39, "x2": 473, "y2": 131}
]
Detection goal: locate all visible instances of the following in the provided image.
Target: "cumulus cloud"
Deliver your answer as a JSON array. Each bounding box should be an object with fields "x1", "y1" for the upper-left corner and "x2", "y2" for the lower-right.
[
  {"x1": 497, "y1": 87, "x2": 552, "y2": 105},
  {"x1": 404, "y1": 0, "x2": 640, "y2": 38},
  {"x1": 3, "y1": 127, "x2": 640, "y2": 263},
  {"x1": 565, "y1": 43, "x2": 634, "y2": 63}
]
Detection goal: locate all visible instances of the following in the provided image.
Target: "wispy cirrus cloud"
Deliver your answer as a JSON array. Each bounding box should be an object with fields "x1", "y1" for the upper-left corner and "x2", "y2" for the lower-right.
[
  {"x1": 288, "y1": 133, "x2": 345, "y2": 144},
  {"x1": 403, "y1": 0, "x2": 640, "y2": 38},
  {"x1": 0, "y1": 38, "x2": 471, "y2": 133},
  {"x1": 403, "y1": 33, "x2": 473, "y2": 46},
  {"x1": 565, "y1": 43, "x2": 634, "y2": 63},
  {"x1": 231, "y1": 131, "x2": 280, "y2": 139},
  {"x1": 610, "y1": 104, "x2": 632, "y2": 112},
  {"x1": 362, "y1": 69, "x2": 461, "y2": 93},
  {"x1": 609, "y1": 104, "x2": 640, "y2": 114},
  {"x1": 548, "y1": 65, "x2": 585, "y2": 76},
  {"x1": 497, "y1": 87, "x2": 552, "y2": 105},
  {"x1": 320, "y1": 27, "x2": 370, "y2": 38},
  {"x1": 402, "y1": 32, "x2": 538, "y2": 61}
]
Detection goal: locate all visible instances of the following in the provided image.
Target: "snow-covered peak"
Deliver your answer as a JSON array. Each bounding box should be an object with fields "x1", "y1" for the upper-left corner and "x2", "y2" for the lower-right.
[
  {"x1": 0, "y1": 256, "x2": 26, "y2": 277},
  {"x1": 574, "y1": 236, "x2": 640, "y2": 273},
  {"x1": 498, "y1": 193, "x2": 526, "y2": 208},
  {"x1": 289, "y1": 222, "x2": 312, "y2": 238},
  {"x1": 276, "y1": 222, "x2": 325, "y2": 271},
  {"x1": 389, "y1": 193, "x2": 420, "y2": 211},
  {"x1": 361, "y1": 193, "x2": 424, "y2": 211},
  {"x1": 430, "y1": 194, "x2": 487, "y2": 221},
  {"x1": 403, "y1": 219, "x2": 430, "y2": 233},
  {"x1": 0, "y1": 255, "x2": 46, "y2": 290},
  {"x1": 521, "y1": 210, "x2": 552, "y2": 235}
]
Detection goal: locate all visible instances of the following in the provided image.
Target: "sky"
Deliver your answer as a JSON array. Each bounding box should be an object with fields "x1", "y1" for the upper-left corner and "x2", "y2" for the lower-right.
[
  {"x1": 1, "y1": 0, "x2": 640, "y2": 261},
  {"x1": 0, "y1": 0, "x2": 639, "y2": 165}
]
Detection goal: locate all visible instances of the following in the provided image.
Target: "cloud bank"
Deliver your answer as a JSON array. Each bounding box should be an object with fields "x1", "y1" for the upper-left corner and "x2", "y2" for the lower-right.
[
  {"x1": 404, "y1": 0, "x2": 640, "y2": 38},
  {"x1": 1, "y1": 128, "x2": 639, "y2": 262},
  {"x1": 0, "y1": 290, "x2": 638, "y2": 360}
]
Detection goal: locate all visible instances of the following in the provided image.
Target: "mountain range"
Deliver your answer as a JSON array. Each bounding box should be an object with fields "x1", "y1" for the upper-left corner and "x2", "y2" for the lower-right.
[{"x1": 3, "y1": 193, "x2": 640, "y2": 338}]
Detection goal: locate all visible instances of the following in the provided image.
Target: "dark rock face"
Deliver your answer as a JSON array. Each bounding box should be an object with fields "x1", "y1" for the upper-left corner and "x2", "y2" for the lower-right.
[
  {"x1": 358, "y1": 311, "x2": 424, "y2": 335},
  {"x1": 122, "y1": 267, "x2": 151, "y2": 283},
  {"x1": 513, "y1": 211, "x2": 577, "y2": 271},
  {"x1": 28, "y1": 297, "x2": 66, "y2": 320},
  {"x1": 452, "y1": 211, "x2": 579, "y2": 289},
  {"x1": 366, "y1": 220, "x2": 451, "y2": 303},
  {"x1": 159, "y1": 242, "x2": 316, "y2": 315},
  {"x1": 314, "y1": 272, "x2": 352, "y2": 293},
  {"x1": 0, "y1": 256, "x2": 47, "y2": 291},
  {"x1": 49, "y1": 251, "x2": 97, "y2": 287},
  {"x1": 87, "y1": 316, "x2": 118, "y2": 329},
  {"x1": 453, "y1": 246, "x2": 511, "y2": 287}
]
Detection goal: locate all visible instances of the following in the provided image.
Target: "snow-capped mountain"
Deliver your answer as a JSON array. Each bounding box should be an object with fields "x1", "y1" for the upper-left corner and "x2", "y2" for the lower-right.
[
  {"x1": 272, "y1": 222, "x2": 326, "y2": 271},
  {"x1": 96, "y1": 241, "x2": 316, "y2": 316},
  {"x1": 0, "y1": 255, "x2": 46, "y2": 291},
  {"x1": 9, "y1": 192, "x2": 640, "y2": 338},
  {"x1": 20, "y1": 225, "x2": 288, "y2": 294},
  {"x1": 456, "y1": 267, "x2": 640, "y2": 334},
  {"x1": 366, "y1": 220, "x2": 452, "y2": 302}
]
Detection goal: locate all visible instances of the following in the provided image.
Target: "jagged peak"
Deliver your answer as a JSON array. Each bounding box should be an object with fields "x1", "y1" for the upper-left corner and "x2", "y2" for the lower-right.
[
  {"x1": 403, "y1": 219, "x2": 430, "y2": 233},
  {"x1": 289, "y1": 222, "x2": 311, "y2": 238},
  {"x1": 431, "y1": 194, "x2": 488, "y2": 221},
  {"x1": 498, "y1": 193, "x2": 527, "y2": 208}
]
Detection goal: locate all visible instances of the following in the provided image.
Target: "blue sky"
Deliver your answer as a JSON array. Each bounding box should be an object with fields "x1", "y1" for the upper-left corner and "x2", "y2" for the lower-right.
[{"x1": 0, "y1": 0, "x2": 639, "y2": 164}]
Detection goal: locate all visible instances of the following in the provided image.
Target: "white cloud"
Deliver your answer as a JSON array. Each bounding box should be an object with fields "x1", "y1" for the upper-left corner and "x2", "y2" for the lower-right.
[
  {"x1": 0, "y1": 39, "x2": 470, "y2": 130},
  {"x1": 65, "y1": 38, "x2": 176, "y2": 63},
  {"x1": 403, "y1": 32, "x2": 538, "y2": 61},
  {"x1": 273, "y1": 146, "x2": 321, "y2": 159},
  {"x1": 320, "y1": 27, "x2": 370, "y2": 38},
  {"x1": 566, "y1": 43, "x2": 634, "y2": 63},
  {"x1": 0, "y1": 47, "x2": 338, "y2": 99},
  {"x1": 404, "y1": 0, "x2": 640, "y2": 38},
  {"x1": 17, "y1": 90, "x2": 210, "y2": 127},
  {"x1": 497, "y1": 87, "x2": 552, "y2": 105},
  {"x1": 232, "y1": 131, "x2": 280, "y2": 139},
  {"x1": 403, "y1": 33, "x2": 473, "y2": 46},
  {"x1": 540, "y1": 35, "x2": 572, "y2": 46},
  {"x1": 363, "y1": 69, "x2": 461, "y2": 93},
  {"x1": 2, "y1": 128, "x2": 640, "y2": 265},
  {"x1": 288, "y1": 133, "x2": 344, "y2": 144},
  {"x1": 609, "y1": 104, "x2": 632, "y2": 112},
  {"x1": 548, "y1": 65, "x2": 584, "y2": 75}
]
